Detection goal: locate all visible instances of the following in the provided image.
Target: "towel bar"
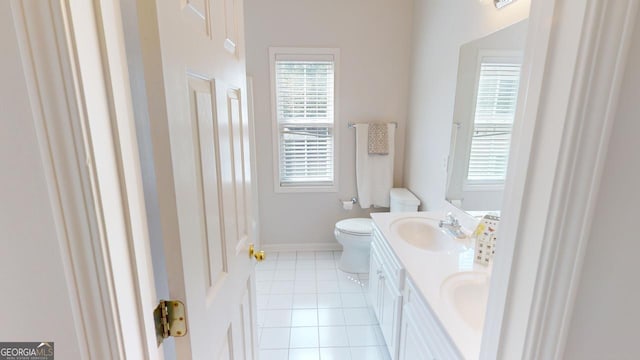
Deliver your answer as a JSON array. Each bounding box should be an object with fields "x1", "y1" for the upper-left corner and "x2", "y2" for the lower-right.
[{"x1": 348, "y1": 122, "x2": 398, "y2": 128}]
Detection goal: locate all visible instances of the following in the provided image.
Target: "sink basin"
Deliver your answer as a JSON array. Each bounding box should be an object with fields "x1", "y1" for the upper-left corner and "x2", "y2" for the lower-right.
[
  {"x1": 390, "y1": 217, "x2": 455, "y2": 252},
  {"x1": 440, "y1": 272, "x2": 490, "y2": 332}
]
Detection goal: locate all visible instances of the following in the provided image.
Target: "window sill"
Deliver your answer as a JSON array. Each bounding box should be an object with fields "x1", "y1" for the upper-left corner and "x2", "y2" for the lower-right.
[
  {"x1": 462, "y1": 181, "x2": 504, "y2": 191},
  {"x1": 463, "y1": 182, "x2": 505, "y2": 192},
  {"x1": 274, "y1": 184, "x2": 338, "y2": 193}
]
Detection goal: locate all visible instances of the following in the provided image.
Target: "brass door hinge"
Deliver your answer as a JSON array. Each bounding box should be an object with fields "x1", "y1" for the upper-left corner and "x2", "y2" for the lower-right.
[{"x1": 154, "y1": 300, "x2": 187, "y2": 345}]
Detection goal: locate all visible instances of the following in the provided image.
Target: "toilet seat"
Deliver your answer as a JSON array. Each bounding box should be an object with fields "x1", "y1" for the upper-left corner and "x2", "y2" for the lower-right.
[{"x1": 335, "y1": 218, "x2": 373, "y2": 236}]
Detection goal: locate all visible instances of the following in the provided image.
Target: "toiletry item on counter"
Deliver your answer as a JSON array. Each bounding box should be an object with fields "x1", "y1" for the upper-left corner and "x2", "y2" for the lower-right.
[{"x1": 473, "y1": 214, "x2": 500, "y2": 265}]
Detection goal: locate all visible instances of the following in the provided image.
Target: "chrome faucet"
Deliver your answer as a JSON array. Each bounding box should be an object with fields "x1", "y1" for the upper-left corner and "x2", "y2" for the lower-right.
[{"x1": 439, "y1": 212, "x2": 466, "y2": 239}]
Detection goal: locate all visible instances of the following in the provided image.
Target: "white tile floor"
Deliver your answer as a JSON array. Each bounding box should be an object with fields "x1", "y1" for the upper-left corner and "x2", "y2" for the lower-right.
[{"x1": 256, "y1": 251, "x2": 391, "y2": 360}]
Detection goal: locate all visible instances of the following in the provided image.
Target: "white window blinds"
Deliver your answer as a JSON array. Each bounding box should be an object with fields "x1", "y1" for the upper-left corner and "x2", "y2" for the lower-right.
[
  {"x1": 274, "y1": 54, "x2": 336, "y2": 187},
  {"x1": 467, "y1": 60, "x2": 521, "y2": 183}
]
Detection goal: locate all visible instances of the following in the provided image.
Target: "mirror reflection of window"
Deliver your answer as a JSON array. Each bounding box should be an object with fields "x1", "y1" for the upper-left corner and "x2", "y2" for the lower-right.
[
  {"x1": 446, "y1": 19, "x2": 528, "y2": 212},
  {"x1": 466, "y1": 57, "x2": 521, "y2": 186}
]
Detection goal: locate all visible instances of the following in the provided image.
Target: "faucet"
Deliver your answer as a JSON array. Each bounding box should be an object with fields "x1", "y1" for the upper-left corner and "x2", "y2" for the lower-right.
[{"x1": 439, "y1": 212, "x2": 466, "y2": 239}]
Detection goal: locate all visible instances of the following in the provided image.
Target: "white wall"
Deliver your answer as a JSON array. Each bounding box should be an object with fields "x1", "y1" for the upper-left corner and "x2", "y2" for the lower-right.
[
  {"x1": 404, "y1": 0, "x2": 530, "y2": 210},
  {"x1": 244, "y1": 0, "x2": 414, "y2": 246},
  {"x1": 563, "y1": 10, "x2": 640, "y2": 359},
  {"x1": 0, "y1": 3, "x2": 81, "y2": 357}
]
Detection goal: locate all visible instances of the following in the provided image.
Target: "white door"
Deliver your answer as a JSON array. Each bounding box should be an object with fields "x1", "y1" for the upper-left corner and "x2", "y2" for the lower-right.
[{"x1": 139, "y1": 0, "x2": 258, "y2": 358}]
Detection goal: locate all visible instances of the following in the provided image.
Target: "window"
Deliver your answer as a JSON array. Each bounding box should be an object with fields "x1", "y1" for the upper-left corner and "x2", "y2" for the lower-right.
[
  {"x1": 270, "y1": 48, "x2": 339, "y2": 192},
  {"x1": 466, "y1": 55, "x2": 521, "y2": 187}
]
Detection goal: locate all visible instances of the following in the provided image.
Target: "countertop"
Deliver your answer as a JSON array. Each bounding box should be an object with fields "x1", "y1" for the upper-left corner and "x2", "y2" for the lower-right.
[{"x1": 370, "y1": 210, "x2": 491, "y2": 360}]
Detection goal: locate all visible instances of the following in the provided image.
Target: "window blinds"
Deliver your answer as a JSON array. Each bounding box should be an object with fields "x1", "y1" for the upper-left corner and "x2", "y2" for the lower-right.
[
  {"x1": 275, "y1": 59, "x2": 335, "y2": 186},
  {"x1": 467, "y1": 61, "x2": 521, "y2": 183}
]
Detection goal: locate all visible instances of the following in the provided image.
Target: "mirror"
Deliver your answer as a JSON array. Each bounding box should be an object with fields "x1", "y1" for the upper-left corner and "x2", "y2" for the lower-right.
[{"x1": 446, "y1": 20, "x2": 528, "y2": 212}]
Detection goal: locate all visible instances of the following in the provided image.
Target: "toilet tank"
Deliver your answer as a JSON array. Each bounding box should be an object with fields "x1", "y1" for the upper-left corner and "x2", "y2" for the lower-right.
[{"x1": 389, "y1": 188, "x2": 420, "y2": 212}]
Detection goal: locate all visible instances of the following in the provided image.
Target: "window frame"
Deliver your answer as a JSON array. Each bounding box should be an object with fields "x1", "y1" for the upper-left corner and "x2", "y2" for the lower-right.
[
  {"x1": 463, "y1": 49, "x2": 523, "y2": 192},
  {"x1": 269, "y1": 47, "x2": 340, "y2": 193}
]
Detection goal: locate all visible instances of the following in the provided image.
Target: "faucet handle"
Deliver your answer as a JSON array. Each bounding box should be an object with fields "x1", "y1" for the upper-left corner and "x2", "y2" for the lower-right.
[
  {"x1": 446, "y1": 212, "x2": 458, "y2": 224},
  {"x1": 439, "y1": 212, "x2": 459, "y2": 228}
]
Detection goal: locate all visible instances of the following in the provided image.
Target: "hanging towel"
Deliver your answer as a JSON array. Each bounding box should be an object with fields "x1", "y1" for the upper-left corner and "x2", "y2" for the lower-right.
[
  {"x1": 368, "y1": 123, "x2": 389, "y2": 154},
  {"x1": 356, "y1": 123, "x2": 395, "y2": 208}
]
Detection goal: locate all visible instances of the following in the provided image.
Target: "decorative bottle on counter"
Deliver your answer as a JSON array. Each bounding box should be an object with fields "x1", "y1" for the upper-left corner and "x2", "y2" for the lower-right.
[{"x1": 473, "y1": 214, "x2": 500, "y2": 265}]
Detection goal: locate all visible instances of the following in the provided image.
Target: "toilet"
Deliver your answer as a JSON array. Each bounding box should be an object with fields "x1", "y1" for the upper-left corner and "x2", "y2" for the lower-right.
[{"x1": 334, "y1": 188, "x2": 420, "y2": 273}]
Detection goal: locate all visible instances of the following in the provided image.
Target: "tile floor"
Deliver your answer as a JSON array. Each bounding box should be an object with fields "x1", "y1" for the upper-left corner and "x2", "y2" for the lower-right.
[{"x1": 256, "y1": 250, "x2": 391, "y2": 360}]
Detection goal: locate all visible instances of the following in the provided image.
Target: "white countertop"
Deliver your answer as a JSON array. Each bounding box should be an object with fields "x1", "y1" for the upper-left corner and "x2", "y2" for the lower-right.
[{"x1": 370, "y1": 210, "x2": 491, "y2": 360}]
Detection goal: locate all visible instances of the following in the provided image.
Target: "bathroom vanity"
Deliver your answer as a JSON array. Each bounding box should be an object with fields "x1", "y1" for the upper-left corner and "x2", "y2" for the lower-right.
[
  {"x1": 365, "y1": 16, "x2": 525, "y2": 360},
  {"x1": 368, "y1": 211, "x2": 490, "y2": 360}
]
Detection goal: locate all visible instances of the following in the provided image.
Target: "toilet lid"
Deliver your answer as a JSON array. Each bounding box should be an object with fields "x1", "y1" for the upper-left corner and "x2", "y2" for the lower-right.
[{"x1": 335, "y1": 218, "x2": 373, "y2": 235}]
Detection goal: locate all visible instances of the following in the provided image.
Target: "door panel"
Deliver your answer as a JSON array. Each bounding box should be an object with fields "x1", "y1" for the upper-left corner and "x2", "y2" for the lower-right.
[
  {"x1": 222, "y1": 0, "x2": 238, "y2": 54},
  {"x1": 399, "y1": 309, "x2": 433, "y2": 360},
  {"x1": 182, "y1": 0, "x2": 211, "y2": 37},
  {"x1": 380, "y1": 269, "x2": 401, "y2": 357},
  {"x1": 368, "y1": 245, "x2": 383, "y2": 313},
  {"x1": 240, "y1": 283, "x2": 255, "y2": 360},
  {"x1": 218, "y1": 327, "x2": 233, "y2": 360},
  {"x1": 214, "y1": 82, "x2": 241, "y2": 256},
  {"x1": 228, "y1": 89, "x2": 249, "y2": 250},
  {"x1": 188, "y1": 77, "x2": 228, "y2": 292}
]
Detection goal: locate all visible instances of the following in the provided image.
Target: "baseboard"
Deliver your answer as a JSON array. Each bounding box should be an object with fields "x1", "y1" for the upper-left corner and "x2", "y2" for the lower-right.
[{"x1": 262, "y1": 242, "x2": 343, "y2": 252}]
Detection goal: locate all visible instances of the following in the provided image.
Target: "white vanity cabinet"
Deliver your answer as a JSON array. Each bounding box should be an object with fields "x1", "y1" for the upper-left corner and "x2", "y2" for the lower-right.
[
  {"x1": 369, "y1": 226, "x2": 405, "y2": 359},
  {"x1": 399, "y1": 277, "x2": 462, "y2": 360},
  {"x1": 370, "y1": 212, "x2": 486, "y2": 360}
]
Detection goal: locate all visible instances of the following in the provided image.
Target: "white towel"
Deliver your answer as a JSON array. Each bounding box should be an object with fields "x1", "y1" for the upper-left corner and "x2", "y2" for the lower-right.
[{"x1": 356, "y1": 123, "x2": 395, "y2": 208}]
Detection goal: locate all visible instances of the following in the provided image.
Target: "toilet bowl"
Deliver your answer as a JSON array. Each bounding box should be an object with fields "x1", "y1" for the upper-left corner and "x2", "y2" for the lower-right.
[
  {"x1": 334, "y1": 218, "x2": 373, "y2": 273},
  {"x1": 334, "y1": 188, "x2": 420, "y2": 274}
]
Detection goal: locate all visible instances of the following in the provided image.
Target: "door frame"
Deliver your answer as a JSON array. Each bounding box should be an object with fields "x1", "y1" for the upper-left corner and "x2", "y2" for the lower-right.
[
  {"x1": 11, "y1": 0, "x2": 160, "y2": 359},
  {"x1": 481, "y1": 0, "x2": 639, "y2": 359},
  {"x1": 16, "y1": 0, "x2": 639, "y2": 359}
]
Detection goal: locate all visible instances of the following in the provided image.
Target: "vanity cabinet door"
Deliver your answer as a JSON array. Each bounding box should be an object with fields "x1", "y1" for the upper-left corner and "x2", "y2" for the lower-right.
[
  {"x1": 368, "y1": 244, "x2": 383, "y2": 313},
  {"x1": 399, "y1": 306, "x2": 434, "y2": 360},
  {"x1": 379, "y1": 265, "x2": 402, "y2": 359},
  {"x1": 401, "y1": 277, "x2": 462, "y2": 360}
]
